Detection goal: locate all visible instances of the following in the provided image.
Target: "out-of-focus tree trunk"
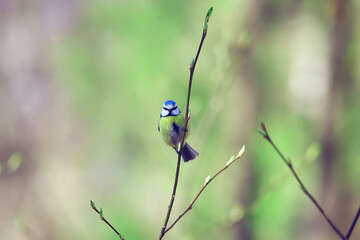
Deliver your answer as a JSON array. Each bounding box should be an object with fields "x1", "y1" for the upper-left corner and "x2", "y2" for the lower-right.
[
  {"x1": 321, "y1": 0, "x2": 355, "y2": 239},
  {"x1": 232, "y1": 0, "x2": 306, "y2": 238},
  {"x1": 230, "y1": 1, "x2": 264, "y2": 239},
  {"x1": 0, "y1": 1, "x2": 78, "y2": 239},
  {"x1": 321, "y1": 0, "x2": 350, "y2": 192}
]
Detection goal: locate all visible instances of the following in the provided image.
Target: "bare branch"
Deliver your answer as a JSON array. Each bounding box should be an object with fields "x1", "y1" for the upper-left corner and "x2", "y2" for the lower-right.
[
  {"x1": 346, "y1": 206, "x2": 360, "y2": 239},
  {"x1": 90, "y1": 201, "x2": 125, "y2": 240},
  {"x1": 258, "y1": 121, "x2": 346, "y2": 240},
  {"x1": 165, "y1": 146, "x2": 246, "y2": 233}
]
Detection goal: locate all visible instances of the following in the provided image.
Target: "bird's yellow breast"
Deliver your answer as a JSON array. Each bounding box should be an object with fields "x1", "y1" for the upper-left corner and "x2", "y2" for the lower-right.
[{"x1": 159, "y1": 114, "x2": 189, "y2": 147}]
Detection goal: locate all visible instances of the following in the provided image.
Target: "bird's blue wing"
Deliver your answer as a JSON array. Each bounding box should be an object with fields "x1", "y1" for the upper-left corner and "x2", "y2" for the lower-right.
[{"x1": 170, "y1": 123, "x2": 182, "y2": 146}]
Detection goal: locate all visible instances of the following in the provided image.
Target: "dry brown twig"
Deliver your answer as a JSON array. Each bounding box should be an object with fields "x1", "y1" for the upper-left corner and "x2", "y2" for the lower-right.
[
  {"x1": 258, "y1": 120, "x2": 360, "y2": 240},
  {"x1": 90, "y1": 200, "x2": 125, "y2": 240}
]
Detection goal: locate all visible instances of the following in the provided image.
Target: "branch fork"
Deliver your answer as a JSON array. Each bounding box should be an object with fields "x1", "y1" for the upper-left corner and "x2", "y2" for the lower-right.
[{"x1": 258, "y1": 120, "x2": 360, "y2": 240}]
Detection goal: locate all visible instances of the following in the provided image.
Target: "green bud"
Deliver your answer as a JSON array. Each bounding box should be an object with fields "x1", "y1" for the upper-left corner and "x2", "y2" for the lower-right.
[
  {"x1": 226, "y1": 156, "x2": 235, "y2": 166},
  {"x1": 100, "y1": 208, "x2": 104, "y2": 219},
  {"x1": 90, "y1": 200, "x2": 95, "y2": 209},
  {"x1": 237, "y1": 145, "x2": 245, "y2": 158},
  {"x1": 204, "y1": 175, "x2": 211, "y2": 185},
  {"x1": 190, "y1": 58, "x2": 195, "y2": 69},
  {"x1": 206, "y1": 7, "x2": 213, "y2": 22},
  {"x1": 204, "y1": 7, "x2": 213, "y2": 32}
]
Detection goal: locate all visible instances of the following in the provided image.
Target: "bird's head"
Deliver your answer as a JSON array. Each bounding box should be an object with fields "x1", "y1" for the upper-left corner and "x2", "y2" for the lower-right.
[{"x1": 161, "y1": 100, "x2": 181, "y2": 117}]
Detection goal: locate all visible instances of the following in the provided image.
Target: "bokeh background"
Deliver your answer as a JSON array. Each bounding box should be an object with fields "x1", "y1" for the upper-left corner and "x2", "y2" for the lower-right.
[{"x1": 1, "y1": 0, "x2": 359, "y2": 239}]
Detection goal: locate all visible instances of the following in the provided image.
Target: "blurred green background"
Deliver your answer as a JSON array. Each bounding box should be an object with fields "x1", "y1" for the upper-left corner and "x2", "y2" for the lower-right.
[{"x1": 1, "y1": 0, "x2": 359, "y2": 239}]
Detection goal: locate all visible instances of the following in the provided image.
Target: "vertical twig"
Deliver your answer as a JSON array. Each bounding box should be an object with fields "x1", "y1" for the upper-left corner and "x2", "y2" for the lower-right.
[
  {"x1": 258, "y1": 121, "x2": 346, "y2": 240},
  {"x1": 157, "y1": 7, "x2": 213, "y2": 240},
  {"x1": 158, "y1": 153, "x2": 182, "y2": 240}
]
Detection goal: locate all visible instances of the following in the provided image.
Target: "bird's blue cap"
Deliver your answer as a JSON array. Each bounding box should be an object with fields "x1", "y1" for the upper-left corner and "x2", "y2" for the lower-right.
[{"x1": 163, "y1": 100, "x2": 177, "y2": 109}]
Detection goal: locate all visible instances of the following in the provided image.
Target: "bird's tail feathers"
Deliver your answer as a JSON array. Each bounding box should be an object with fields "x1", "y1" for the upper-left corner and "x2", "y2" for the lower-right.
[{"x1": 182, "y1": 142, "x2": 199, "y2": 162}]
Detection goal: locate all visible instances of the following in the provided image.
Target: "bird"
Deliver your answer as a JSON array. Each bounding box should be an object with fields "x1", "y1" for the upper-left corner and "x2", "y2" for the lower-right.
[{"x1": 158, "y1": 100, "x2": 199, "y2": 162}]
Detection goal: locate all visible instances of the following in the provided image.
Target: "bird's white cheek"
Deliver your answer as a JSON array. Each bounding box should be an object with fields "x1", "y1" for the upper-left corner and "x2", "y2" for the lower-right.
[
  {"x1": 172, "y1": 108, "x2": 180, "y2": 116},
  {"x1": 161, "y1": 108, "x2": 169, "y2": 117}
]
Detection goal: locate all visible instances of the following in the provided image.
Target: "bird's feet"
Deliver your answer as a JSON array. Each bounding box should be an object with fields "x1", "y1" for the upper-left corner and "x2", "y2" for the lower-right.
[{"x1": 181, "y1": 127, "x2": 188, "y2": 132}]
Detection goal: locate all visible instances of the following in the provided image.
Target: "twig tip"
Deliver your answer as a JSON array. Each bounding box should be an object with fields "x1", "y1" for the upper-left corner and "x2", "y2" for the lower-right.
[
  {"x1": 206, "y1": 7, "x2": 214, "y2": 21},
  {"x1": 190, "y1": 58, "x2": 195, "y2": 69},
  {"x1": 237, "y1": 145, "x2": 246, "y2": 158},
  {"x1": 204, "y1": 7, "x2": 213, "y2": 32},
  {"x1": 90, "y1": 200, "x2": 96, "y2": 209},
  {"x1": 257, "y1": 117, "x2": 267, "y2": 132},
  {"x1": 99, "y1": 208, "x2": 104, "y2": 220},
  {"x1": 204, "y1": 175, "x2": 211, "y2": 185}
]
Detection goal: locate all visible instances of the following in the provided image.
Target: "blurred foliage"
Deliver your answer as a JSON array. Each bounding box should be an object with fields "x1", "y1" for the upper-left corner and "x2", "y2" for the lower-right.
[{"x1": 7, "y1": 152, "x2": 23, "y2": 172}]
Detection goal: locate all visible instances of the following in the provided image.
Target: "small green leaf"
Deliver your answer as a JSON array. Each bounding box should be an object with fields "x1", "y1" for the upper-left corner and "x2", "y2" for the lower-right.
[
  {"x1": 204, "y1": 175, "x2": 211, "y2": 185},
  {"x1": 99, "y1": 208, "x2": 104, "y2": 219},
  {"x1": 190, "y1": 58, "x2": 195, "y2": 69},
  {"x1": 90, "y1": 200, "x2": 95, "y2": 209},
  {"x1": 226, "y1": 156, "x2": 235, "y2": 166},
  {"x1": 206, "y1": 7, "x2": 213, "y2": 21},
  {"x1": 237, "y1": 145, "x2": 246, "y2": 158},
  {"x1": 204, "y1": 7, "x2": 213, "y2": 31}
]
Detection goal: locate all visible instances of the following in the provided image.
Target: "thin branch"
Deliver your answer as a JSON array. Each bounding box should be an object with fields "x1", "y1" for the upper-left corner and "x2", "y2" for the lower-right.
[
  {"x1": 258, "y1": 121, "x2": 346, "y2": 240},
  {"x1": 157, "y1": 7, "x2": 213, "y2": 240},
  {"x1": 157, "y1": 151, "x2": 182, "y2": 240},
  {"x1": 346, "y1": 206, "x2": 360, "y2": 239},
  {"x1": 90, "y1": 201, "x2": 125, "y2": 240},
  {"x1": 165, "y1": 146, "x2": 246, "y2": 233}
]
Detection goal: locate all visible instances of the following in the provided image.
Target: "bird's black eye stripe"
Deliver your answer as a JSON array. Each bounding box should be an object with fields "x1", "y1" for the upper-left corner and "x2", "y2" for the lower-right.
[{"x1": 164, "y1": 106, "x2": 177, "y2": 111}]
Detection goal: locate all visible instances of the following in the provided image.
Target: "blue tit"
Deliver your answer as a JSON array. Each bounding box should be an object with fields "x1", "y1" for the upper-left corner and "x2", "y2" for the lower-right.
[{"x1": 158, "y1": 100, "x2": 199, "y2": 162}]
